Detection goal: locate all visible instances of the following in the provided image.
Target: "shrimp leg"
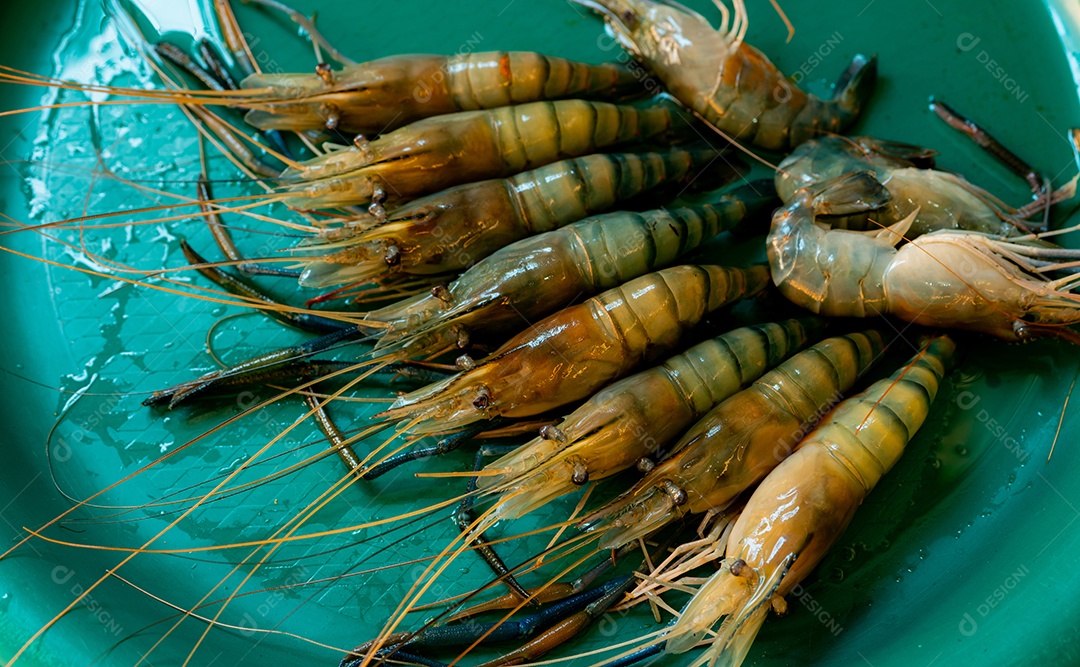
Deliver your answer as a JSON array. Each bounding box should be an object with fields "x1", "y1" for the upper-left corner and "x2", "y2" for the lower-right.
[
  {"x1": 359, "y1": 422, "x2": 501, "y2": 481},
  {"x1": 454, "y1": 445, "x2": 536, "y2": 606},
  {"x1": 179, "y1": 241, "x2": 344, "y2": 333},
  {"x1": 143, "y1": 325, "x2": 365, "y2": 407},
  {"x1": 447, "y1": 542, "x2": 638, "y2": 621},
  {"x1": 152, "y1": 42, "x2": 289, "y2": 172},
  {"x1": 930, "y1": 98, "x2": 1047, "y2": 198},
  {"x1": 197, "y1": 176, "x2": 302, "y2": 278},
  {"x1": 344, "y1": 575, "x2": 634, "y2": 666}
]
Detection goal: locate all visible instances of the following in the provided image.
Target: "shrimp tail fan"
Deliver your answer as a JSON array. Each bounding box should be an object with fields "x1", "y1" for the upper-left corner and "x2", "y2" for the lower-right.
[
  {"x1": 807, "y1": 170, "x2": 891, "y2": 216},
  {"x1": 832, "y1": 53, "x2": 878, "y2": 121}
]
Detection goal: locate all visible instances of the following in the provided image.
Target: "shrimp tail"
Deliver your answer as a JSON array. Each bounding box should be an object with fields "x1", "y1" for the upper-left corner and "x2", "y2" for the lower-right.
[
  {"x1": 830, "y1": 53, "x2": 878, "y2": 127},
  {"x1": 667, "y1": 554, "x2": 797, "y2": 667},
  {"x1": 808, "y1": 170, "x2": 890, "y2": 216}
]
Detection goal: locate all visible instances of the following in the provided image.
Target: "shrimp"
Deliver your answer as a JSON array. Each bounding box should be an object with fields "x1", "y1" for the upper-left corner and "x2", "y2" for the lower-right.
[
  {"x1": 375, "y1": 264, "x2": 770, "y2": 435},
  {"x1": 240, "y1": 52, "x2": 645, "y2": 134},
  {"x1": 296, "y1": 148, "x2": 737, "y2": 287},
  {"x1": 573, "y1": 0, "x2": 876, "y2": 150},
  {"x1": 775, "y1": 135, "x2": 1045, "y2": 236},
  {"x1": 146, "y1": 190, "x2": 767, "y2": 407},
  {"x1": 663, "y1": 335, "x2": 955, "y2": 667},
  {"x1": 361, "y1": 183, "x2": 774, "y2": 360},
  {"x1": 476, "y1": 318, "x2": 826, "y2": 523},
  {"x1": 278, "y1": 98, "x2": 693, "y2": 209},
  {"x1": 768, "y1": 171, "x2": 1080, "y2": 340},
  {"x1": 582, "y1": 329, "x2": 887, "y2": 549}
]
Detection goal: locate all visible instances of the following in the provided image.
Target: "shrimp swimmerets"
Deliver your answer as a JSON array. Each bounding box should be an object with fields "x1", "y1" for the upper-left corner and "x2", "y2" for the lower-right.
[
  {"x1": 360, "y1": 183, "x2": 774, "y2": 360},
  {"x1": 278, "y1": 97, "x2": 694, "y2": 209},
  {"x1": 376, "y1": 264, "x2": 770, "y2": 435},
  {"x1": 240, "y1": 51, "x2": 645, "y2": 134},
  {"x1": 661, "y1": 335, "x2": 955, "y2": 667},
  {"x1": 574, "y1": 0, "x2": 877, "y2": 150},
  {"x1": 768, "y1": 171, "x2": 1080, "y2": 340},
  {"x1": 476, "y1": 318, "x2": 826, "y2": 523},
  {"x1": 582, "y1": 329, "x2": 886, "y2": 549},
  {"x1": 295, "y1": 148, "x2": 738, "y2": 287}
]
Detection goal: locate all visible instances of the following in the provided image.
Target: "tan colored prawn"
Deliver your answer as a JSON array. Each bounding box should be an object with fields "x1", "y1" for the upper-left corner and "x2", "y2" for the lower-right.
[
  {"x1": 241, "y1": 51, "x2": 644, "y2": 134},
  {"x1": 656, "y1": 335, "x2": 955, "y2": 667},
  {"x1": 581, "y1": 329, "x2": 886, "y2": 549},
  {"x1": 574, "y1": 0, "x2": 876, "y2": 150},
  {"x1": 376, "y1": 265, "x2": 769, "y2": 435},
  {"x1": 278, "y1": 97, "x2": 692, "y2": 209},
  {"x1": 775, "y1": 135, "x2": 1066, "y2": 236},
  {"x1": 769, "y1": 171, "x2": 1080, "y2": 340}
]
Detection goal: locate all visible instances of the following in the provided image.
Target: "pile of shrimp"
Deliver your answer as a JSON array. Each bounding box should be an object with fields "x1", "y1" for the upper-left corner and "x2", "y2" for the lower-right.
[{"x1": 2, "y1": 1, "x2": 1080, "y2": 667}]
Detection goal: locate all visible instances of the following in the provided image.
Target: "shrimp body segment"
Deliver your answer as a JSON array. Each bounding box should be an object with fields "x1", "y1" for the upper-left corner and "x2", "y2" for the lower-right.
[
  {"x1": 376, "y1": 265, "x2": 770, "y2": 435},
  {"x1": 586, "y1": 329, "x2": 886, "y2": 549},
  {"x1": 479, "y1": 318, "x2": 826, "y2": 521},
  {"x1": 297, "y1": 148, "x2": 731, "y2": 287},
  {"x1": 665, "y1": 336, "x2": 955, "y2": 667},
  {"x1": 241, "y1": 52, "x2": 644, "y2": 135},
  {"x1": 576, "y1": 0, "x2": 877, "y2": 150},
  {"x1": 278, "y1": 98, "x2": 691, "y2": 208},
  {"x1": 776, "y1": 135, "x2": 1031, "y2": 237},
  {"x1": 364, "y1": 188, "x2": 773, "y2": 360},
  {"x1": 768, "y1": 171, "x2": 1080, "y2": 339}
]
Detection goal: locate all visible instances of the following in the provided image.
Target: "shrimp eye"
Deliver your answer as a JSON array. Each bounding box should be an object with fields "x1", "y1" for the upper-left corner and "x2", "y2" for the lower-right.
[
  {"x1": 383, "y1": 245, "x2": 401, "y2": 266},
  {"x1": 472, "y1": 385, "x2": 492, "y2": 410},
  {"x1": 661, "y1": 479, "x2": 687, "y2": 506},
  {"x1": 730, "y1": 559, "x2": 749, "y2": 578},
  {"x1": 454, "y1": 327, "x2": 471, "y2": 349},
  {"x1": 539, "y1": 424, "x2": 567, "y2": 442},
  {"x1": 314, "y1": 62, "x2": 334, "y2": 85},
  {"x1": 570, "y1": 458, "x2": 589, "y2": 485}
]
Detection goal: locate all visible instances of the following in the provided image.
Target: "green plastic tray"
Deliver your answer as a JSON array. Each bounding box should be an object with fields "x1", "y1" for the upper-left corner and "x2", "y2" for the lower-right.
[{"x1": 1, "y1": 0, "x2": 1079, "y2": 665}]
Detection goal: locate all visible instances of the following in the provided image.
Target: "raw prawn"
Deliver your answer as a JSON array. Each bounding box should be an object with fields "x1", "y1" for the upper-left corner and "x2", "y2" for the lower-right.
[
  {"x1": 574, "y1": 0, "x2": 876, "y2": 150},
  {"x1": 241, "y1": 51, "x2": 645, "y2": 134},
  {"x1": 278, "y1": 98, "x2": 693, "y2": 209},
  {"x1": 582, "y1": 329, "x2": 886, "y2": 549},
  {"x1": 662, "y1": 335, "x2": 954, "y2": 667},
  {"x1": 376, "y1": 264, "x2": 769, "y2": 435},
  {"x1": 360, "y1": 183, "x2": 774, "y2": 360},
  {"x1": 768, "y1": 171, "x2": 1080, "y2": 339},
  {"x1": 775, "y1": 135, "x2": 1048, "y2": 236},
  {"x1": 296, "y1": 148, "x2": 736, "y2": 287},
  {"x1": 476, "y1": 318, "x2": 826, "y2": 522}
]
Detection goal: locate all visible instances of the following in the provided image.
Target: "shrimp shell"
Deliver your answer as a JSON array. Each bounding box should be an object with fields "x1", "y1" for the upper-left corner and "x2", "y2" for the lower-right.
[
  {"x1": 241, "y1": 52, "x2": 644, "y2": 135},
  {"x1": 296, "y1": 148, "x2": 734, "y2": 287},
  {"x1": 375, "y1": 265, "x2": 770, "y2": 435},
  {"x1": 665, "y1": 336, "x2": 955, "y2": 667},
  {"x1": 585, "y1": 329, "x2": 886, "y2": 549},
  {"x1": 362, "y1": 184, "x2": 774, "y2": 360},
  {"x1": 278, "y1": 98, "x2": 692, "y2": 208},
  {"x1": 479, "y1": 318, "x2": 827, "y2": 522}
]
